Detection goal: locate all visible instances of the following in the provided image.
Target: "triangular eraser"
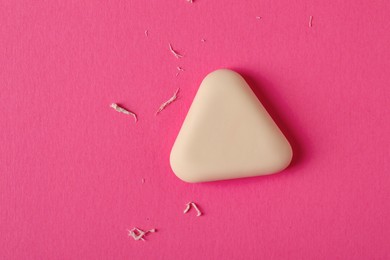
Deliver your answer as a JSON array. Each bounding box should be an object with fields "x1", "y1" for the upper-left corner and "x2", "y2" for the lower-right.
[{"x1": 170, "y1": 69, "x2": 292, "y2": 183}]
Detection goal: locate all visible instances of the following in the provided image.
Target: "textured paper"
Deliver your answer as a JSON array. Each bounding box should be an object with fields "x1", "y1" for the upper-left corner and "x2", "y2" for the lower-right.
[{"x1": 0, "y1": 0, "x2": 389, "y2": 259}]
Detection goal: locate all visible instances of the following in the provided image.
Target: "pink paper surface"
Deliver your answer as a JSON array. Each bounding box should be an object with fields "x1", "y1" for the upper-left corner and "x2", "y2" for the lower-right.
[{"x1": 1, "y1": 0, "x2": 389, "y2": 259}]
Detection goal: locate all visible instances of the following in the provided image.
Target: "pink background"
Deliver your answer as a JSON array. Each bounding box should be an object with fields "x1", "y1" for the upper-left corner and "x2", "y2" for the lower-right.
[{"x1": 1, "y1": 0, "x2": 389, "y2": 259}]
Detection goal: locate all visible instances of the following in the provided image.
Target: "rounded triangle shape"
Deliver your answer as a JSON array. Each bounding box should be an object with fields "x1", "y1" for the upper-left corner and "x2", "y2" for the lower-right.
[{"x1": 170, "y1": 69, "x2": 293, "y2": 183}]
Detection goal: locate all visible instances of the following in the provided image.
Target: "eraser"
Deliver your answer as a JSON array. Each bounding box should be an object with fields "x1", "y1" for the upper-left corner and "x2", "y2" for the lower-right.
[{"x1": 170, "y1": 69, "x2": 292, "y2": 183}]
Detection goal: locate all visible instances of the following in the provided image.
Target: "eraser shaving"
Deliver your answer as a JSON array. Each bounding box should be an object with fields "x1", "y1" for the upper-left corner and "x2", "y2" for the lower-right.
[
  {"x1": 128, "y1": 227, "x2": 156, "y2": 241},
  {"x1": 110, "y1": 103, "x2": 137, "y2": 122},
  {"x1": 156, "y1": 88, "x2": 180, "y2": 115},
  {"x1": 169, "y1": 44, "x2": 183, "y2": 59},
  {"x1": 183, "y1": 202, "x2": 202, "y2": 217}
]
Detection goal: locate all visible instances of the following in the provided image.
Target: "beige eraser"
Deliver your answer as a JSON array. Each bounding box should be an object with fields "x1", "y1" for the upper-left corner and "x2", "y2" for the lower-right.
[{"x1": 170, "y1": 69, "x2": 292, "y2": 183}]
